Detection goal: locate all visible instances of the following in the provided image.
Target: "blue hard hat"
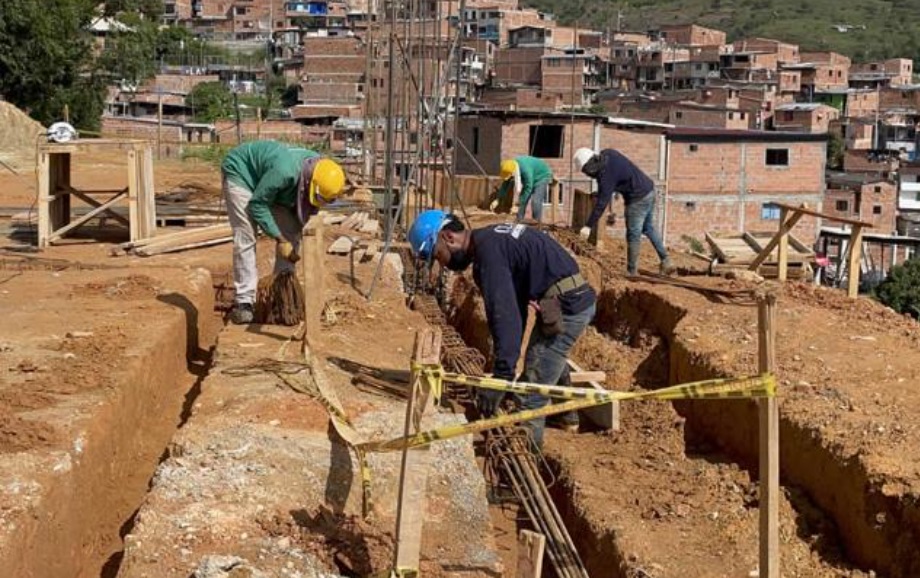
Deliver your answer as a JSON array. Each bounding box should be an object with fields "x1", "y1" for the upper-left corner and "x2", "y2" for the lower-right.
[{"x1": 408, "y1": 209, "x2": 448, "y2": 260}]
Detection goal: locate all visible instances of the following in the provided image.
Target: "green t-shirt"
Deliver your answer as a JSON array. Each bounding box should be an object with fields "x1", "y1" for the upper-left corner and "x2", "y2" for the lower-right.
[
  {"x1": 497, "y1": 155, "x2": 553, "y2": 204},
  {"x1": 221, "y1": 141, "x2": 319, "y2": 239}
]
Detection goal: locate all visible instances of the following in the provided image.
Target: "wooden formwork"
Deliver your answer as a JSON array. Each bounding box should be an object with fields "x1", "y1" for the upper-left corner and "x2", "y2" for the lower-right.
[{"x1": 37, "y1": 139, "x2": 156, "y2": 248}]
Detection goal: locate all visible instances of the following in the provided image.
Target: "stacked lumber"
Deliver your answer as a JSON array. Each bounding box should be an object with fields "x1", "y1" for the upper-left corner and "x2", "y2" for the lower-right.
[
  {"x1": 337, "y1": 211, "x2": 379, "y2": 235},
  {"x1": 112, "y1": 223, "x2": 232, "y2": 257}
]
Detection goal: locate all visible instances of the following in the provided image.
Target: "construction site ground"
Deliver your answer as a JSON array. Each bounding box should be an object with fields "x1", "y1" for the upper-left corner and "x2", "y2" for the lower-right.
[{"x1": 0, "y1": 152, "x2": 919, "y2": 578}]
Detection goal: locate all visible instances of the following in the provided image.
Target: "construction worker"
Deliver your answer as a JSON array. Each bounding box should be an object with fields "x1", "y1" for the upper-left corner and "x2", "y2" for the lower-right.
[
  {"x1": 573, "y1": 147, "x2": 675, "y2": 276},
  {"x1": 408, "y1": 210, "x2": 596, "y2": 447},
  {"x1": 496, "y1": 156, "x2": 553, "y2": 223},
  {"x1": 222, "y1": 140, "x2": 346, "y2": 324}
]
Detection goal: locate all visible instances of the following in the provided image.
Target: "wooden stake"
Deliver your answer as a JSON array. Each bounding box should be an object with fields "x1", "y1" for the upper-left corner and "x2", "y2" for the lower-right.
[
  {"x1": 847, "y1": 225, "x2": 864, "y2": 299},
  {"x1": 777, "y1": 208, "x2": 789, "y2": 282},
  {"x1": 749, "y1": 211, "x2": 804, "y2": 271},
  {"x1": 302, "y1": 214, "x2": 325, "y2": 350},
  {"x1": 394, "y1": 329, "x2": 442, "y2": 574},
  {"x1": 567, "y1": 358, "x2": 619, "y2": 431},
  {"x1": 516, "y1": 530, "x2": 546, "y2": 578},
  {"x1": 758, "y1": 292, "x2": 779, "y2": 578}
]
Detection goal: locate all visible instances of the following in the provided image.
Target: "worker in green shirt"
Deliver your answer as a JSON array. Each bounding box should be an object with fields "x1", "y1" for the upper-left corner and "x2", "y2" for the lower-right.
[
  {"x1": 496, "y1": 156, "x2": 553, "y2": 223},
  {"x1": 221, "y1": 140, "x2": 346, "y2": 324}
]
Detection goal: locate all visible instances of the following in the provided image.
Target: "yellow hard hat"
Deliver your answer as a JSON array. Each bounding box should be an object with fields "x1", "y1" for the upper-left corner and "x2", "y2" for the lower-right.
[
  {"x1": 499, "y1": 159, "x2": 518, "y2": 181},
  {"x1": 309, "y1": 158, "x2": 346, "y2": 207}
]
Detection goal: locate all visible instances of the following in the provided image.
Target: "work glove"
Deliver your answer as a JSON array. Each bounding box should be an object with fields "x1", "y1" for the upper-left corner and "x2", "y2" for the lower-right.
[
  {"x1": 276, "y1": 240, "x2": 300, "y2": 264},
  {"x1": 489, "y1": 198, "x2": 500, "y2": 212},
  {"x1": 579, "y1": 226, "x2": 591, "y2": 240},
  {"x1": 477, "y1": 385, "x2": 505, "y2": 418}
]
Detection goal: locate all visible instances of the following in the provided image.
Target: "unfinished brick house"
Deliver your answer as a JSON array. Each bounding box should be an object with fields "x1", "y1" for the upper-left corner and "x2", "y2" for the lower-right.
[
  {"x1": 851, "y1": 58, "x2": 914, "y2": 88},
  {"x1": 662, "y1": 129, "x2": 828, "y2": 248},
  {"x1": 773, "y1": 103, "x2": 840, "y2": 133},
  {"x1": 784, "y1": 52, "x2": 850, "y2": 98},
  {"x1": 825, "y1": 172, "x2": 897, "y2": 232},
  {"x1": 454, "y1": 109, "x2": 608, "y2": 220},
  {"x1": 669, "y1": 103, "x2": 750, "y2": 130},
  {"x1": 657, "y1": 24, "x2": 726, "y2": 47}
]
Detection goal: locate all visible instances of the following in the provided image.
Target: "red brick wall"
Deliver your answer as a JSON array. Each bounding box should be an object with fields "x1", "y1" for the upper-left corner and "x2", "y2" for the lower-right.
[
  {"x1": 664, "y1": 138, "x2": 826, "y2": 247},
  {"x1": 659, "y1": 24, "x2": 726, "y2": 46},
  {"x1": 846, "y1": 91, "x2": 879, "y2": 118},
  {"x1": 495, "y1": 47, "x2": 544, "y2": 85},
  {"x1": 670, "y1": 107, "x2": 750, "y2": 129}
]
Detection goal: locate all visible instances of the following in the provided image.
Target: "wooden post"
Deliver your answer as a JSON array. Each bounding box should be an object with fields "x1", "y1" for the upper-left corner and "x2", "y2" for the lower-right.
[
  {"x1": 847, "y1": 225, "x2": 864, "y2": 299},
  {"x1": 550, "y1": 181, "x2": 557, "y2": 226},
  {"x1": 156, "y1": 93, "x2": 164, "y2": 160},
  {"x1": 749, "y1": 210, "x2": 804, "y2": 271},
  {"x1": 37, "y1": 151, "x2": 51, "y2": 249},
  {"x1": 516, "y1": 530, "x2": 546, "y2": 578},
  {"x1": 302, "y1": 214, "x2": 325, "y2": 350},
  {"x1": 777, "y1": 208, "x2": 789, "y2": 282},
  {"x1": 758, "y1": 292, "x2": 779, "y2": 578},
  {"x1": 394, "y1": 329, "x2": 442, "y2": 574}
]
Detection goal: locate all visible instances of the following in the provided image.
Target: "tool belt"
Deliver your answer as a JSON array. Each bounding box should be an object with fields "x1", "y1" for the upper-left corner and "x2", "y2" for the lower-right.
[
  {"x1": 537, "y1": 273, "x2": 586, "y2": 336},
  {"x1": 542, "y1": 273, "x2": 586, "y2": 299}
]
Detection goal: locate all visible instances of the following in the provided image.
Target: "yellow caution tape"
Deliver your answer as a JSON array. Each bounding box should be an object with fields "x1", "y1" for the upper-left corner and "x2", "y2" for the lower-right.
[
  {"x1": 358, "y1": 372, "x2": 775, "y2": 453},
  {"x1": 435, "y1": 371, "x2": 776, "y2": 402},
  {"x1": 410, "y1": 361, "x2": 444, "y2": 404}
]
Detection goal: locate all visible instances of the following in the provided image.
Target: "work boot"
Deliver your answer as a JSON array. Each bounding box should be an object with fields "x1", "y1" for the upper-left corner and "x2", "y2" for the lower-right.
[
  {"x1": 229, "y1": 303, "x2": 254, "y2": 325},
  {"x1": 660, "y1": 258, "x2": 677, "y2": 276}
]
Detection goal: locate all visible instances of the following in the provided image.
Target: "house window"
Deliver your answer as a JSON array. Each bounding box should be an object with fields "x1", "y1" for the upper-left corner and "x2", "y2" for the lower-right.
[
  {"x1": 765, "y1": 148, "x2": 789, "y2": 166},
  {"x1": 874, "y1": 185, "x2": 882, "y2": 193},
  {"x1": 689, "y1": 144, "x2": 698, "y2": 152},
  {"x1": 528, "y1": 125, "x2": 564, "y2": 158},
  {"x1": 873, "y1": 205, "x2": 882, "y2": 214},
  {"x1": 729, "y1": 112, "x2": 735, "y2": 119},
  {"x1": 835, "y1": 200, "x2": 849, "y2": 212},
  {"x1": 235, "y1": 6, "x2": 247, "y2": 14},
  {"x1": 675, "y1": 111, "x2": 683, "y2": 119},
  {"x1": 472, "y1": 126, "x2": 480, "y2": 155},
  {"x1": 761, "y1": 203, "x2": 781, "y2": 220}
]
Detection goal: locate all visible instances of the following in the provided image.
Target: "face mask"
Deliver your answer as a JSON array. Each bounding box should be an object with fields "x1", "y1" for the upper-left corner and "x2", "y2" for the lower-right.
[
  {"x1": 446, "y1": 247, "x2": 473, "y2": 272},
  {"x1": 582, "y1": 156, "x2": 602, "y2": 178}
]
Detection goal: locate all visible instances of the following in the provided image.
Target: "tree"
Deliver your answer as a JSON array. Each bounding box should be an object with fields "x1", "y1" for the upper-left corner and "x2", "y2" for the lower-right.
[
  {"x1": 826, "y1": 132, "x2": 845, "y2": 170},
  {"x1": 187, "y1": 82, "x2": 234, "y2": 122},
  {"x1": 873, "y1": 258, "x2": 920, "y2": 319},
  {"x1": 0, "y1": 0, "x2": 105, "y2": 129}
]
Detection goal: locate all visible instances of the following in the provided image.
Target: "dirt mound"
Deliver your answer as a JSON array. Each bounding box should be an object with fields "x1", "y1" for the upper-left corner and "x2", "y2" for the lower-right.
[{"x1": 0, "y1": 101, "x2": 45, "y2": 167}]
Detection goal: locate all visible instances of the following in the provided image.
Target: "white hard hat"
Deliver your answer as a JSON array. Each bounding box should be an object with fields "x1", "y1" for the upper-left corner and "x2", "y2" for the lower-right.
[{"x1": 573, "y1": 148, "x2": 596, "y2": 172}]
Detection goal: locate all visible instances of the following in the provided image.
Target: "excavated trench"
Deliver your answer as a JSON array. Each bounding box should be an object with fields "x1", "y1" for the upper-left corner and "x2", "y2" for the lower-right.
[
  {"x1": 445, "y1": 276, "x2": 906, "y2": 577},
  {"x1": 0, "y1": 265, "x2": 220, "y2": 578}
]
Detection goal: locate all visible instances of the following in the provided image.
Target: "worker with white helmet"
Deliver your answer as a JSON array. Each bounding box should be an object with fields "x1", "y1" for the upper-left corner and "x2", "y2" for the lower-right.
[
  {"x1": 573, "y1": 147, "x2": 674, "y2": 276},
  {"x1": 222, "y1": 140, "x2": 346, "y2": 324},
  {"x1": 495, "y1": 155, "x2": 553, "y2": 223},
  {"x1": 407, "y1": 210, "x2": 596, "y2": 447}
]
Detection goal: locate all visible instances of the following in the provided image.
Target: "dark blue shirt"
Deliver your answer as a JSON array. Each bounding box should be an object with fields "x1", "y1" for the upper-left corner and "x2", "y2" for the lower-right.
[
  {"x1": 586, "y1": 149, "x2": 655, "y2": 228},
  {"x1": 471, "y1": 224, "x2": 596, "y2": 380}
]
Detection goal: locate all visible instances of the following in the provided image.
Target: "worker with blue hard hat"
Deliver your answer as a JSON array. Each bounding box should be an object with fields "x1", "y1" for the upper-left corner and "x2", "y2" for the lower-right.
[{"x1": 407, "y1": 209, "x2": 597, "y2": 447}]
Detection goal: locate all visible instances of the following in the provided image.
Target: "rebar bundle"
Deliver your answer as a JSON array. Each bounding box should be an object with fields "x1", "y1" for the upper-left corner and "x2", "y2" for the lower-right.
[{"x1": 254, "y1": 271, "x2": 304, "y2": 326}]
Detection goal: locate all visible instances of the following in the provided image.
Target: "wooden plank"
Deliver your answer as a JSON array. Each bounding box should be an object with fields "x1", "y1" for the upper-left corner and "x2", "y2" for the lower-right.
[
  {"x1": 567, "y1": 359, "x2": 619, "y2": 431},
  {"x1": 134, "y1": 236, "x2": 232, "y2": 256},
  {"x1": 847, "y1": 225, "x2": 864, "y2": 299},
  {"x1": 516, "y1": 530, "x2": 546, "y2": 578},
  {"x1": 705, "y1": 232, "x2": 731, "y2": 263},
  {"x1": 127, "y1": 149, "x2": 140, "y2": 242},
  {"x1": 47, "y1": 192, "x2": 128, "y2": 243},
  {"x1": 749, "y1": 211, "x2": 805, "y2": 271},
  {"x1": 126, "y1": 223, "x2": 232, "y2": 250},
  {"x1": 777, "y1": 208, "x2": 789, "y2": 282},
  {"x1": 37, "y1": 151, "x2": 51, "y2": 248},
  {"x1": 303, "y1": 216, "x2": 325, "y2": 345},
  {"x1": 569, "y1": 371, "x2": 606, "y2": 384},
  {"x1": 758, "y1": 293, "x2": 779, "y2": 578},
  {"x1": 770, "y1": 201, "x2": 873, "y2": 228},
  {"x1": 394, "y1": 329, "x2": 442, "y2": 574},
  {"x1": 142, "y1": 146, "x2": 157, "y2": 239}
]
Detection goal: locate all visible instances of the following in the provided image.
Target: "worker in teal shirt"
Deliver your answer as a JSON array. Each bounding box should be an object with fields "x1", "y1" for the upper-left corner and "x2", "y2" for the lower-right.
[
  {"x1": 495, "y1": 156, "x2": 553, "y2": 223},
  {"x1": 221, "y1": 140, "x2": 346, "y2": 324}
]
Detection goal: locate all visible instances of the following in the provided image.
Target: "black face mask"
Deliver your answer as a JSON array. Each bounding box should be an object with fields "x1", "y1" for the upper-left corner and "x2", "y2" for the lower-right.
[
  {"x1": 446, "y1": 248, "x2": 473, "y2": 272},
  {"x1": 582, "y1": 156, "x2": 603, "y2": 178}
]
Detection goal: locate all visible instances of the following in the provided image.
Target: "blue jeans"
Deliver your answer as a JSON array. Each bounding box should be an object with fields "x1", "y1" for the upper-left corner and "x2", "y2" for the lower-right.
[
  {"x1": 517, "y1": 180, "x2": 549, "y2": 222},
  {"x1": 625, "y1": 191, "x2": 668, "y2": 275},
  {"x1": 518, "y1": 302, "x2": 596, "y2": 448}
]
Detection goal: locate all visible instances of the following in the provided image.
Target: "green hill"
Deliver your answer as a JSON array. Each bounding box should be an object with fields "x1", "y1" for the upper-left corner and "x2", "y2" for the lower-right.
[{"x1": 522, "y1": 0, "x2": 920, "y2": 63}]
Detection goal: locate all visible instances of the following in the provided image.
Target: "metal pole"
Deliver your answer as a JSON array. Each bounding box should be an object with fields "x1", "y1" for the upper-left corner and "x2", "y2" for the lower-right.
[
  {"x1": 383, "y1": 0, "x2": 398, "y2": 236},
  {"x1": 449, "y1": 0, "x2": 467, "y2": 213}
]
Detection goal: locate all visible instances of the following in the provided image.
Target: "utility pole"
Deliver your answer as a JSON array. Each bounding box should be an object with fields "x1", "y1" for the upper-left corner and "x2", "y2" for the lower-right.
[{"x1": 450, "y1": 0, "x2": 467, "y2": 214}]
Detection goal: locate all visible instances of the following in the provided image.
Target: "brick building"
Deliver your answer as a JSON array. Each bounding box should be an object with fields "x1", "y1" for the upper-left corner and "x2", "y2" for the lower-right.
[
  {"x1": 733, "y1": 38, "x2": 799, "y2": 65},
  {"x1": 455, "y1": 109, "x2": 608, "y2": 220},
  {"x1": 657, "y1": 24, "x2": 726, "y2": 47},
  {"x1": 670, "y1": 103, "x2": 750, "y2": 130},
  {"x1": 825, "y1": 172, "x2": 897, "y2": 232},
  {"x1": 773, "y1": 103, "x2": 839, "y2": 133},
  {"x1": 851, "y1": 59, "x2": 914, "y2": 88},
  {"x1": 662, "y1": 128, "x2": 827, "y2": 248}
]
